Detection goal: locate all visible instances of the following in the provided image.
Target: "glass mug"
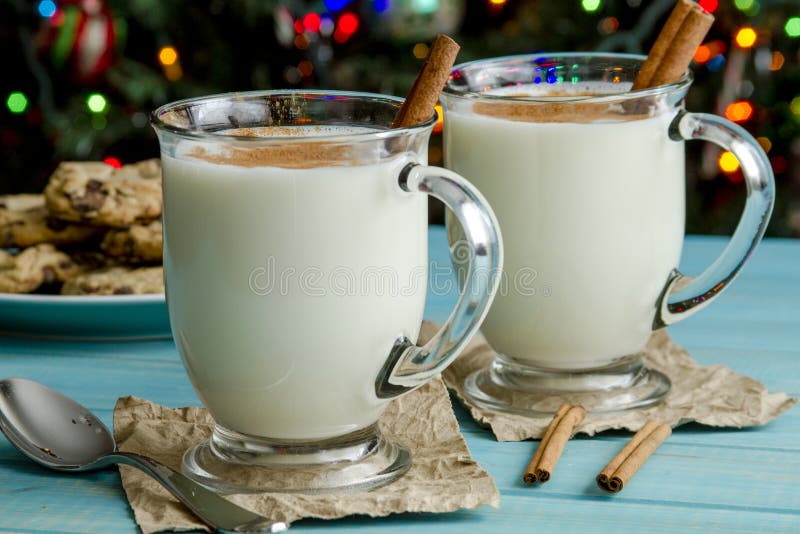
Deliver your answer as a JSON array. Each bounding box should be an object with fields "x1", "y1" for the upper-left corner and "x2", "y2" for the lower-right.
[
  {"x1": 151, "y1": 91, "x2": 502, "y2": 493},
  {"x1": 442, "y1": 53, "x2": 774, "y2": 415}
]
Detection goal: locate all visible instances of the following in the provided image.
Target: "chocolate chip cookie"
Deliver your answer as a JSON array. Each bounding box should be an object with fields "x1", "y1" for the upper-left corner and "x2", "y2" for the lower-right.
[
  {"x1": 44, "y1": 159, "x2": 162, "y2": 228},
  {"x1": 0, "y1": 244, "x2": 82, "y2": 293},
  {"x1": 60, "y1": 265, "x2": 164, "y2": 295},
  {"x1": 0, "y1": 194, "x2": 102, "y2": 248},
  {"x1": 100, "y1": 220, "x2": 162, "y2": 263}
]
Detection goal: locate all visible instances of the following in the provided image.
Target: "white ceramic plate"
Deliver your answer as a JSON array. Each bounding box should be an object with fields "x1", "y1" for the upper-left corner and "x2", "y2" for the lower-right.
[{"x1": 0, "y1": 293, "x2": 171, "y2": 340}]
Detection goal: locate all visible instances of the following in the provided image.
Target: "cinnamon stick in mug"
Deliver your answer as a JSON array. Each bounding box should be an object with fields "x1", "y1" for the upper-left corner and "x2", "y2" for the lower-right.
[
  {"x1": 523, "y1": 404, "x2": 585, "y2": 484},
  {"x1": 392, "y1": 34, "x2": 460, "y2": 128},
  {"x1": 633, "y1": 0, "x2": 714, "y2": 90},
  {"x1": 596, "y1": 420, "x2": 672, "y2": 493}
]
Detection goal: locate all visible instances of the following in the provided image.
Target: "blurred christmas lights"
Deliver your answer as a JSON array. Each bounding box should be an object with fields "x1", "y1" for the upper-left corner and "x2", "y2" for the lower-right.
[
  {"x1": 412, "y1": 0, "x2": 440, "y2": 14},
  {"x1": 757, "y1": 137, "x2": 772, "y2": 153},
  {"x1": 86, "y1": 93, "x2": 107, "y2": 113},
  {"x1": 735, "y1": 27, "x2": 757, "y2": 48},
  {"x1": 698, "y1": 0, "x2": 718, "y2": 13},
  {"x1": 582, "y1": 0, "x2": 601, "y2": 13},
  {"x1": 324, "y1": 0, "x2": 351, "y2": 11},
  {"x1": 37, "y1": 0, "x2": 57, "y2": 18},
  {"x1": 724, "y1": 100, "x2": 754, "y2": 123},
  {"x1": 303, "y1": 13, "x2": 321, "y2": 33},
  {"x1": 790, "y1": 96, "x2": 800, "y2": 117},
  {"x1": 413, "y1": 43, "x2": 430, "y2": 59},
  {"x1": 434, "y1": 104, "x2": 443, "y2": 133},
  {"x1": 734, "y1": 0, "x2": 755, "y2": 10},
  {"x1": 770, "y1": 52, "x2": 785, "y2": 71},
  {"x1": 6, "y1": 92, "x2": 28, "y2": 114},
  {"x1": 158, "y1": 46, "x2": 178, "y2": 66},
  {"x1": 785, "y1": 17, "x2": 800, "y2": 38},
  {"x1": 103, "y1": 157, "x2": 122, "y2": 169},
  {"x1": 718, "y1": 151, "x2": 740, "y2": 173}
]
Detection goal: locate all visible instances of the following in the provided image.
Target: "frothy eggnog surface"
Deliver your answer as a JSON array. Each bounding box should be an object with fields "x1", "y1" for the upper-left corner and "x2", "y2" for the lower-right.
[
  {"x1": 445, "y1": 82, "x2": 685, "y2": 369},
  {"x1": 162, "y1": 125, "x2": 428, "y2": 439}
]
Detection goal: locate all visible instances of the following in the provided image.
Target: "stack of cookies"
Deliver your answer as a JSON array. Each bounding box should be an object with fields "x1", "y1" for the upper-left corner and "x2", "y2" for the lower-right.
[{"x1": 0, "y1": 159, "x2": 165, "y2": 296}]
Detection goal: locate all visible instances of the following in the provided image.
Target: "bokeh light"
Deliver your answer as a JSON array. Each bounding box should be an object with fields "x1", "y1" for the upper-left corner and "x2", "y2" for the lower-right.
[
  {"x1": 103, "y1": 157, "x2": 122, "y2": 169},
  {"x1": 37, "y1": 0, "x2": 56, "y2": 18},
  {"x1": 698, "y1": 0, "x2": 718, "y2": 13},
  {"x1": 734, "y1": 0, "x2": 755, "y2": 10},
  {"x1": 735, "y1": 27, "x2": 757, "y2": 48},
  {"x1": 785, "y1": 17, "x2": 800, "y2": 38},
  {"x1": 790, "y1": 96, "x2": 800, "y2": 117},
  {"x1": 6, "y1": 92, "x2": 28, "y2": 114},
  {"x1": 413, "y1": 42, "x2": 430, "y2": 59},
  {"x1": 158, "y1": 46, "x2": 178, "y2": 66},
  {"x1": 582, "y1": 0, "x2": 602, "y2": 13},
  {"x1": 757, "y1": 137, "x2": 772, "y2": 153},
  {"x1": 770, "y1": 52, "x2": 785, "y2": 71},
  {"x1": 718, "y1": 151, "x2": 740, "y2": 173},
  {"x1": 86, "y1": 93, "x2": 108, "y2": 113},
  {"x1": 724, "y1": 100, "x2": 754, "y2": 123}
]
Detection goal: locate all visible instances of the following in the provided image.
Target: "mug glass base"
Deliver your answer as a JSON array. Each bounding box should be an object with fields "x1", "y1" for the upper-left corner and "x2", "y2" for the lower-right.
[
  {"x1": 462, "y1": 353, "x2": 670, "y2": 416},
  {"x1": 181, "y1": 423, "x2": 410, "y2": 494}
]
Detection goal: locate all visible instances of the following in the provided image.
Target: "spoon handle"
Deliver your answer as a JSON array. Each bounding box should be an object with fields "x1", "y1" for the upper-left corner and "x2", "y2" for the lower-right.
[{"x1": 109, "y1": 452, "x2": 287, "y2": 532}]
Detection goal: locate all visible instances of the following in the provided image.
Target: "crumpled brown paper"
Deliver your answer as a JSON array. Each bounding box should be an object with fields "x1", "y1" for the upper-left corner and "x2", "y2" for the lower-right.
[
  {"x1": 432, "y1": 322, "x2": 798, "y2": 441},
  {"x1": 113, "y1": 377, "x2": 499, "y2": 534}
]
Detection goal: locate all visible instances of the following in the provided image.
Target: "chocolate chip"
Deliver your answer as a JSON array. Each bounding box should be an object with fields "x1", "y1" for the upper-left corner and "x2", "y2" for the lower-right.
[
  {"x1": 72, "y1": 184, "x2": 107, "y2": 214},
  {"x1": 86, "y1": 179, "x2": 103, "y2": 192},
  {"x1": 42, "y1": 266, "x2": 57, "y2": 284},
  {"x1": 45, "y1": 217, "x2": 68, "y2": 231},
  {"x1": 58, "y1": 260, "x2": 73, "y2": 269},
  {"x1": 113, "y1": 286, "x2": 133, "y2": 295}
]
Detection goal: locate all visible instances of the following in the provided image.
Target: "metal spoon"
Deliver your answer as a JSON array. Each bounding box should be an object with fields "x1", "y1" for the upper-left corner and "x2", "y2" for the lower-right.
[{"x1": 0, "y1": 377, "x2": 287, "y2": 533}]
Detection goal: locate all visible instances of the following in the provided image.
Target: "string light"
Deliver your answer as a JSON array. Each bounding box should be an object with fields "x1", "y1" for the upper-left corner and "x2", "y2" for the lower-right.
[
  {"x1": 735, "y1": 27, "x2": 757, "y2": 48},
  {"x1": 324, "y1": 0, "x2": 351, "y2": 10},
  {"x1": 582, "y1": 0, "x2": 602, "y2": 13},
  {"x1": 413, "y1": 42, "x2": 429, "y2": 59},
  {"x1": 158, "y1": 46, "x2": 178, "y2": 66},
  {"x1": 770, "y1": 52, "x2": 785, "y2": 71},
  {"x1": 790, "y1": 96, "x2": 800, "y2": 117},
  {"x1": 103, "y1": 157, "x2": 122, "y2": 169},
  {"x1": 489, "y1": 0, "x2": 507, "y2": 5},
  {"x1": 338, "y1": 13, "x2": 359, "y2": 34},
  {"x1": 724, "y1": 100, "x2": 754, "y2": 122},
  {"x1": 334, "y1": 12, "x2": 359, "y2": 42},
  {"x1": 86, "y1": 93, "x2": 107, "y2": 113},
  {"x1": 697, "y1": 0, "x2": 718, "y2": 13},
  {"x1": 434, "y1": 104, "x2": 443, "y2": 134},
  {"x1": 694, "y1": 45, "x2": 712, "y2": 63},
  {"x1": 6, "y1": 92, "x2": 28, "y2": 114},
  {"x1": 37, "y1": 0, "x2": 56, "y2": 18},
  {"x1": 373, "y1": 0, "x2": 389, "y2": 13},
  {"x1": 598, "y1": 17, "x2": 619, "y2": 34},
  {"x1": 785, "y1": 17, "x2": 800, "y2": 38},
  {"x1": 303, "y1": 13, "x2": 321, "y2": 33},
  {"x1": 298, "y1": 60, "x2": 314, "y2": 77},
  {"x1": 734, "y1": 0, "x2": 755, "y2": 10},
  {"x1": 411, "y1": 0, "x2": 439, "y2": 14},
  {"x1": 718, "y1": 151, "x2": 740, "y2": 173},
  {"x1": 756, "y1": 137, "x2": 772, "y2": 153}
]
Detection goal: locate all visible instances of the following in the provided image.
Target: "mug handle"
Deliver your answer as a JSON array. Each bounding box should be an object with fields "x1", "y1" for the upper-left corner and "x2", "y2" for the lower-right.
[
  {"x1": 374, "y1": 163, "x2": 503, "y2": 399},
  {"x1": 654, "y1": 111, "x2": 775, "y2": 328}
]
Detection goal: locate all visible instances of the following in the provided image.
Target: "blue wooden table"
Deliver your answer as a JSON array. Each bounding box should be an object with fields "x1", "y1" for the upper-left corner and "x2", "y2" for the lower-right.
[{"x1": 0, "y1": 226, "x2": 798, "y2": 533}]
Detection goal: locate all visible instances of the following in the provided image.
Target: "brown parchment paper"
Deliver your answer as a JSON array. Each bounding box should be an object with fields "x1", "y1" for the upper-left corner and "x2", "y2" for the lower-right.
[
  {"x1": 113, "y1": 377, "x2": 499, "y2": 534},
  {"x1": 431, "y1": 321, "x2": 798, "y2": 441}
]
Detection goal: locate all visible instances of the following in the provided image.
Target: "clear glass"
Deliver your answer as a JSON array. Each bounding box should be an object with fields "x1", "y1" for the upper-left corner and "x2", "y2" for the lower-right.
[
  {"x1": 442, "y1": 53, "x2": 774, "y2": 415},
  {"x1": 151, "y1": 90, "x2": 502, "y2": 492}
]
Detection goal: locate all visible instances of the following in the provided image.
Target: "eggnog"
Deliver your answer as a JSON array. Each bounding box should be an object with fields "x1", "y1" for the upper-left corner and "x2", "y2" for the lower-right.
[
  {"x1": 161, "y1": 126, "x2": 428, "y2": 440},
  {"x1": 444, "y1": 83, "x2": 685, "y2": 369}
]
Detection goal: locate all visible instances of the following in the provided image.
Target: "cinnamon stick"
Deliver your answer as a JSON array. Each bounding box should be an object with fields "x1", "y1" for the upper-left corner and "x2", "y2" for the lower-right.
[
  {"x1": 631, "y1": 0, "x2": 694, "y2": 90},
  {"x1": 596, "y1": 420, "x2": 672, "y2": 493},
  {"x1": 648, "y1": 3, "x2": 714, "y2": 87},
  {"x1": 391, "y1": 34, "x2": 460, "y2": 128},
  {"x1": 633, "y1": 0, "x2": 714, "y2": 90},
  {"x1": 522, "y1": 404, "x2": 585, "y2": 484}
]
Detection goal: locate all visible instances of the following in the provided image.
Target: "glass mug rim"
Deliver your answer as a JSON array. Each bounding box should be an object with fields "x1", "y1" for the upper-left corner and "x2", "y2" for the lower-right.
[
  {"x1": 150, "y1": 89, "x2": 438, "y2": 143},
  {"x1": 442, "y1": 52, "x2": 693, "y2": 104}
]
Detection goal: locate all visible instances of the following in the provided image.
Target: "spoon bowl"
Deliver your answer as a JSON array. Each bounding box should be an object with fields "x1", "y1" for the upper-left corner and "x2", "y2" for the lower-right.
[{"x1": 0, "y1": 378, "x2": 287, "y2": 532}]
